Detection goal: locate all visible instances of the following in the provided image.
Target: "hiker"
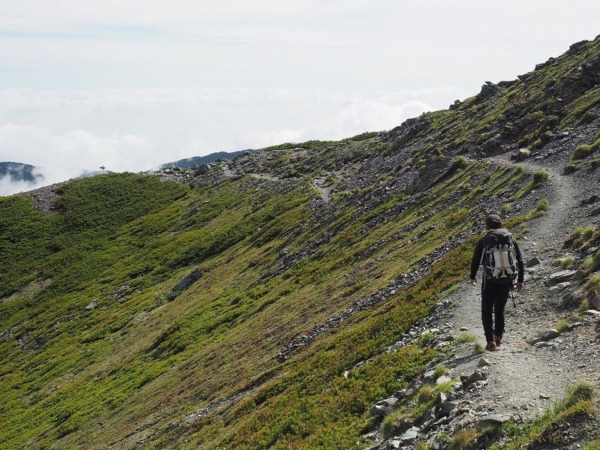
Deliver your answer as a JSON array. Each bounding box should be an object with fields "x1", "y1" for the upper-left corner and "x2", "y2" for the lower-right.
[{"x1": 470, "y1": 214, "x2": 524, "y2": 351}]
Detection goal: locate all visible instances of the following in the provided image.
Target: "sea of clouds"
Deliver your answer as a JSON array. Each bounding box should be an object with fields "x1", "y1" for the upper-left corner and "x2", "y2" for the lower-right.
[{"x1": 0, "y1": 87, "x2": 463, "y2": 195}]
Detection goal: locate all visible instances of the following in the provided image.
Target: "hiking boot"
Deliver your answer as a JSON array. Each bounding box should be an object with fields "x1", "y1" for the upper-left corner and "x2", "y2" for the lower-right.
[
  {"x1": 494, "y1": 335, "x2": 503, "y2": 347},
  {"x1": 485, "y1": 341, "x2": 496, "y2": 351}
]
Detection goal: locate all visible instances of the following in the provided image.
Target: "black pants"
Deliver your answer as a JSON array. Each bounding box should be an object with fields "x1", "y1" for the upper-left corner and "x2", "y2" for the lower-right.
[{"x1": 481, "y1": 282, "x2": 511, "y2": 342}]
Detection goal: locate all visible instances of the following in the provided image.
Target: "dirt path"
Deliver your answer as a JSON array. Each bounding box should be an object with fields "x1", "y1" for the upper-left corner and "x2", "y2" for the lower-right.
[
  {"x1": 441, "y1": 155, "x2": 599, "y2": 421},
  {"x1": 312, "y1": 177, "x2": 333, "y2": 203}
]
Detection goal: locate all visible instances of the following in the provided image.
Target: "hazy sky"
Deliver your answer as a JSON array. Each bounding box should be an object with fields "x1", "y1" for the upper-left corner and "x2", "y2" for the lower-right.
[{"x1": 1, "y1": 1, "x2": 599, "y2": 194}]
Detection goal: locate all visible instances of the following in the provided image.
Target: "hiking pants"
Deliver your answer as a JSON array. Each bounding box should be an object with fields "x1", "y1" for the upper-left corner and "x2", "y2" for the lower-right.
[{"x1": 481, "y1": 282, "x2": 511, "y2": 342}]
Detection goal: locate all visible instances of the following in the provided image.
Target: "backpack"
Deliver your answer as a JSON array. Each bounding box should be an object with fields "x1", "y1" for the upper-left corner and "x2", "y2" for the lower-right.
[{"x1": 481, "y1": 229, "x2": 518, "y2": 284}]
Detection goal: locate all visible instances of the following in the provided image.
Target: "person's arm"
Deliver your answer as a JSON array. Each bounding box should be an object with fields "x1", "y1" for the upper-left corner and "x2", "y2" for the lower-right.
[
  {"x1": 470, "y1": 238, "x2": 484, "y2": 285},
  {"x1": 513, "y1": 236, "x2": 525, "y2": 291}
]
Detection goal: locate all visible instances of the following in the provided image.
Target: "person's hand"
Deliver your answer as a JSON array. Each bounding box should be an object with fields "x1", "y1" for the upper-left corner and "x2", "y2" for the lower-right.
[
  {"x1": 470, "y1": 278, "x2": 477, "y2": 287},
  {"x1": 517, "y1": 282, "x2": 524, "y2": 293}
]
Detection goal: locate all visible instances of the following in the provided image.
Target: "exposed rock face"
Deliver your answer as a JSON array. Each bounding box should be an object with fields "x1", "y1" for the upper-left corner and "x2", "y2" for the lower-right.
[{"x1": 166, "y1": 268, "x2": 204, "y2": 301}]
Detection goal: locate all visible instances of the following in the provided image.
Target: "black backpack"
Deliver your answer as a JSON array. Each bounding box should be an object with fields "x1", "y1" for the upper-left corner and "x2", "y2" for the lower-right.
[{"x1": 481, "y1": 229, "x2": 518, "y2": 284}]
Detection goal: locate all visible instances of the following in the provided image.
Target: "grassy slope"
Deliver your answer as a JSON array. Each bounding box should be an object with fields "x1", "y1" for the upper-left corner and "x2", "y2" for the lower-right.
[{"x1": 0, "y1": 160, "x2": 529, "y2": 449}]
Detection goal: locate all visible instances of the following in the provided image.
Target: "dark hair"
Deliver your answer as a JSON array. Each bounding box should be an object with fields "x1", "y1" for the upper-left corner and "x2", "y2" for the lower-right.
[{"x1": 486, "y1": 214, "x2": 503, "y2": 229}]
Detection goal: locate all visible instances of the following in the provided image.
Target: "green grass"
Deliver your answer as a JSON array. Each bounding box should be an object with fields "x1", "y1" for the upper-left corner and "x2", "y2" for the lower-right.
[
  {"x1": 571, "y1": 135, "x2": 600, "y2": 162},
  {"x1": 502, "y1": 382, "x2": 597, "y2": 450}
]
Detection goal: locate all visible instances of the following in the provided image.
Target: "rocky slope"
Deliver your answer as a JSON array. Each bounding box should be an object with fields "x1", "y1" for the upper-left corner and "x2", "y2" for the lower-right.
[{"x1": 0, "y1": 36, "x2": 599, "y2": 449}]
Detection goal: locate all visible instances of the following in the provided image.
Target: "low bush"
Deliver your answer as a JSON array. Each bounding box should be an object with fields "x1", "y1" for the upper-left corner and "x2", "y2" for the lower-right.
[
  {"x1": 571, "y1": 136, "x2": 600, "y2": 162},
  {"x1": 532, "y1": 170, "x2": 550, "y2": 185}
]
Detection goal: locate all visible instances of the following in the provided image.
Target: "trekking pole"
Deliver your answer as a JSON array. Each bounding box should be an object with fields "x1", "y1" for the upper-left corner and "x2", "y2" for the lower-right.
[{"x1": 511, "y1": 284, "x2": 517, "y2": 308}]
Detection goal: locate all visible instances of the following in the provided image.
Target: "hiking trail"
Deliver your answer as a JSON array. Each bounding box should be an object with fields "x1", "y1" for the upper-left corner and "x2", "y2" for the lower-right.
[{"x1": 438, "y1": 155, "x2": 599, "y2": 422}]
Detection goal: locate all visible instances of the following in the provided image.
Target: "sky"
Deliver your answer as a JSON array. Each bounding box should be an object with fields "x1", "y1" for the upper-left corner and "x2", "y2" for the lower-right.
[{"x1": 1, "y1": 0, "x2": 599, "y2": 195}]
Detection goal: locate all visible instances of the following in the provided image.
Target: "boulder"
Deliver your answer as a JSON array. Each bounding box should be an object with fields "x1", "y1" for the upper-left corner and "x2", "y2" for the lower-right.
[
  {"x1": 438, "y1": 400, "x2": 459, "y2": 417},
  {"x1": 399, "y1": 429, "x2": 418, "y2": 444},
  {"x1": 526, "y1": 256, "x2": 541, "y2": 267},
  {"x1": 527, "y1": 329, "x2": 560, "y2": 345},
  {"x1": 436, "y1": 375, "x2": 452, "y2": 385},
  {"x1": 478, "y1": 357, "x2": 491, "y2": 367},
  {"x1": 461, "y1": 370, "x2": 487, "y2": 387},
  {"x1": 548, "y1": 270, "x2": 576, "y2": 284},
  {"x1": 477, "y1": 415, "x2": 511, "y2": 427}
]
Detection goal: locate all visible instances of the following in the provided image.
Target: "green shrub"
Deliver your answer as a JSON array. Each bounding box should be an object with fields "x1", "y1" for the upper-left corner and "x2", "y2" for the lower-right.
[
  {"x1": 586, "y1": 273, "x2": 600, "y2": 299},
  {"x1": 563, "y1": 382, "x2": 595, "y2": 408},
  {"x1": 455, "y1": 332, "x2": 477, "y2": 344},
  {"x1": 433, "y1": 365, "x2": 447, "y2": 379},
  {"x1": 554, "y1": 319, "x2": 570, "y2": 332},
  {"x1": 419, "y1": 331, "x2": 436, "y2": 348},
  {"x1": 416, "y1": 385, "x2": 436, "y2": 404},
  {"x1": 532, "y1": 170, "x2": 550, "y2": 185},
  {"x1": 571, "y1": 137, "x2": 600, "y2": 162},
  {"x1": 536, "y1": 198, "x2": 549, "y2": 212},
  {"x1": 554, "y1": 255, "x2": 574, "y2": 269},
  {"x1": 448, "y1": 428, "x2": 479, "y2": 450}
]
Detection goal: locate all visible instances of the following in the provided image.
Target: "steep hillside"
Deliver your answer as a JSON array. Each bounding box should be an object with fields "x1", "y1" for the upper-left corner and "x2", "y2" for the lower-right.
[{"x1": 1, "y1": 36, "x2": 599, "y2": 449}]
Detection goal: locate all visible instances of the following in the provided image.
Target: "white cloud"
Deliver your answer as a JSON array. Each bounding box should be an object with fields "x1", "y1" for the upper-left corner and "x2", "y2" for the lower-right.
[{"x1": 0, "y1": 87, "x2": 458, "y2": 195}]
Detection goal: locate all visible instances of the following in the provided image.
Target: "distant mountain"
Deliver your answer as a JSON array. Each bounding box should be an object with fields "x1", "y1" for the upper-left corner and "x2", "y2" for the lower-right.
[
  {"x1": 161, "y1": 150, "x2": 254, "y2": 169},
  {"x1": 0, "y1": 162, "x2": 43, "y2": 183}
]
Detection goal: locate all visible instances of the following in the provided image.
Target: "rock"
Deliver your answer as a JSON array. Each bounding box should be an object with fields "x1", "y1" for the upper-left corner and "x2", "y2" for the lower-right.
[
  {"x1": 581, "y1": 195, "x2": 599, "y2": 205},
  {"x1": 548, "y1": 270, "x2": 576, "y2": 284},
  {"x1": 167, "y1": 268, "x2": 204, "y2": 301},
  {"x1": 539, "y1": 393, "x2": 550, "y2": 399},
  {"x1": 478, "y1": 415, "x2": 511, "y2": 426},
  {"x1": 370, "y1": 397, "x2": 399, "y2": 417},
  {"x1": 527, "y1": 329, "x2": 560, "y2": 345},
  {"x1": 560, "y1": 289, "x2": 586, "y2": 308},
  {"x1": 461, "y1": 370, "x2": 487, "y2": 387},
  {"x1": 382, "y1": 397, "x2": 399, "y2": 408},
  {"x1": 399, "y1": 429, "x2": 418, "y2": 444},
  {"x1": 436, "y1": 375, "x2": 452, "y2": 385},
  {"x1": 535, "y1": 341, "x2": 559, "y2": 350},
  {"x1": 85, "y1": 299, "x2": 97, "y2": 310},
  {"x1": 548, "y1": 282, "x2": 572, "y2": 296},
  {"x1": 423, "y1": 369, "x2": 436, "y2": 381},
  {"x1": 371, "y1": 404, "x2": 394, "y2": 417},
  {"x1": 389, "y1": 439, "x2": 402, "y2": 449},
  {"x1": 459, "y1": 327, "x2": 469, "y2": 331},
  {"x1": 193, "y1": 163, "x2": 211, "y2": 175},
  {"x1": 563, "y1": 164, "x2": 580, "y2": 174},
  {"x1": 582, "y1": 309, "x2": 600, "y2": 316},
  {"x1": 362, "y1": 431, "x2": 378, "y2": 441},
  {"x1": 477, "y1": 357, "x2": 491, "y2": 367},
  {"x1": 526, "y1": 256, "x2": 541, "y2": 267},
  {"x1": 439, "y1": 400, "x2": 459, "y2": 417}
]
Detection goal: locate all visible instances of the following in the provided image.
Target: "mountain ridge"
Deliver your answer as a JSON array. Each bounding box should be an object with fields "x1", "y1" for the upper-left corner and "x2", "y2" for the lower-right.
[{"x1": 0, "y1": 35, "x2": 600, "y2": 449}]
